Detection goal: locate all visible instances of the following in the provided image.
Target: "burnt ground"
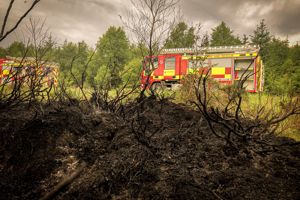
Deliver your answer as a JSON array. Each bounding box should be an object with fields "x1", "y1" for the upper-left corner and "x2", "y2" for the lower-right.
[{"x1": 0, "y1": 97, "x2": 299, "y2": 200}]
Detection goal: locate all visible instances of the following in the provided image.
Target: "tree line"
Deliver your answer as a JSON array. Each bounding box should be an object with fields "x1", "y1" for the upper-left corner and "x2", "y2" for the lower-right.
[{"x1": 0, "y1": 20, "x2": 299, "y2": 95}]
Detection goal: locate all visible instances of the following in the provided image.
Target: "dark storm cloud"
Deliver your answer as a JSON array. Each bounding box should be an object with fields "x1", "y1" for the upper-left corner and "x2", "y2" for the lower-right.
[
  {"x1": 0, "y1": 0, "x2": 126, "y2": 46},
  {"x1": 33, "y1": 0, "x2": 123, "y2": 45},
  {"x1": 181, "y1": 0, "x2": 300, "y2": 40},
  {"x1": 270, "y1": 0, "x2": 300, "y2": 35},
  {"x1": 0, "y1": 0, "x2": 300, "y2": 46}
]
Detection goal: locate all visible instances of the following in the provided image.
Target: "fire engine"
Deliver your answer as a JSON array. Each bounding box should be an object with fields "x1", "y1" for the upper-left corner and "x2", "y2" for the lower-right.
[
  {"x1": 141, "y1": 45, "x2": 264, "y2": 92},
  {"x1": 0, "y1": 57, "x2": 58, "y2": 85}
]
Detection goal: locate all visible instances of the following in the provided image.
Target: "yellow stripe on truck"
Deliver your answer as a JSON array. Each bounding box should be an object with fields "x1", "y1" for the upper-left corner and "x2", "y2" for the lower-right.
[
  {"x1": 164, "y1": 70, "x2": 175, "y2": 76},
  {"x1": 3, "y1": 69, "x2": 9, "y2": 75},
  {"x1": 182, "y1": 53, "x2": 256, "y2": 60},
  {"x1": 225, "y1": 74, "x2": 231, "y2": 79},
  {"x1": 212, "y1": 67, "x2": 225, "y2": 75}
]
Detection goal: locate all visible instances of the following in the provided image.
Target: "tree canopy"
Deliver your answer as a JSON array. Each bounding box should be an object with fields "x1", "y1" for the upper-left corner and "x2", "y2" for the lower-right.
[
  {"x1": 251, "y1": 19, "x2": 271, "y2": 49},
  {"x1": 164, "y1": 22, "x2": 197, "y2": 48},
  {"x1": 210, "y1": 21, "x2": 241, "y2": 46},
  {"x1": 90, "y1": 26, "x2": 130, "y2": 88},
  {"x1": 55, "y1": 41, "x2": 90, "y2": 85},
  {"x1": 6, "y1": 41, "x2": 27, "y2": 57}
]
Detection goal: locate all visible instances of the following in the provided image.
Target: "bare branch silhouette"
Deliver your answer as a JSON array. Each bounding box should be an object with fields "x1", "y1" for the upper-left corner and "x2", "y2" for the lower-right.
[{"x1": 0, "y1": 0, "x2": 41, "y2": 42}]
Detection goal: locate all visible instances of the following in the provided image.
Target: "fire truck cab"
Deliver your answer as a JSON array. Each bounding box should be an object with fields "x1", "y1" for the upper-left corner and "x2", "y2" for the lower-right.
[{"x1": 141, "y1": 45, "x2": 264, "y2": 92}]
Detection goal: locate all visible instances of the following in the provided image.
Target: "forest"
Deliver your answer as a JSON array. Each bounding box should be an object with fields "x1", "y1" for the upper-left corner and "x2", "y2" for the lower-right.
[
  {"x1": 0, "y1": 0, "x2": 299, "y2": 199},
  {"x1": 1, "y1": 20, "x2": 300, "y2": 95}
]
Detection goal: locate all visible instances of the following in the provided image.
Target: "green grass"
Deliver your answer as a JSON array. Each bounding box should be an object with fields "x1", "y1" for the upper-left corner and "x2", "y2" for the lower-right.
[
  {"x1": 2, "y1": 82, "x2": 299, "y2": 141},
  {"x1": 173, "y1": 85, "x2": 300, "y2": 141},
  {"x1": 242, "y1": 93, "x2": 300, "y2": 141}
]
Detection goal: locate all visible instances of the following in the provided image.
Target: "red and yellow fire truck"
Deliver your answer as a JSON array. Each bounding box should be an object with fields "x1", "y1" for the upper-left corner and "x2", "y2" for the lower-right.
[
  {"x1": 141, "y1": 45, "x2": 264, "y2": 92},
  {"x1": 0, "y1": 57, "x2": 58, "y2": 85}
]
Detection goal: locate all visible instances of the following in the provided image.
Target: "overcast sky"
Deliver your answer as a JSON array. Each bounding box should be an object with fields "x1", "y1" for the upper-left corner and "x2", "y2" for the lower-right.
[{"x1": 1, "y1": 0, "x2": 300, "y2": 47}]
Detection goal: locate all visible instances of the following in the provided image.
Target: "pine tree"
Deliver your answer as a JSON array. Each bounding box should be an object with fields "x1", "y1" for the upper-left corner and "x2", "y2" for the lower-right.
[
  {"x1": 210, "y1": 21, "x2": 242, "y2": 46},
  {"x1": 250, "y1": 19, "x2": 271, "y2": 48},
  {"x1": 242, "y1": 34, "x2": 248, "y2": 45},
  {"x1": 164, "y1": 22, "x2": 197, "y2": 48}
]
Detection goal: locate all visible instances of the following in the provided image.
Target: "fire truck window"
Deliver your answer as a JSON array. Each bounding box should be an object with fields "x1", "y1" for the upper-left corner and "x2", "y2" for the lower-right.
[
  {"x1": 211, "y1": 58, "x2": 231, "y2": 67},
  {"x1": 145, "y1": 58, "x2": 158, "y2": 70},
  {"x1": 235, "y1": 59, "x2": 254, "y2": 70},
  {"x1": 165, "y1": 57, "x2": 176, "y2": 70},
  {"x1": 153, "y1": 58, "x2": 158, "y2": 69}
]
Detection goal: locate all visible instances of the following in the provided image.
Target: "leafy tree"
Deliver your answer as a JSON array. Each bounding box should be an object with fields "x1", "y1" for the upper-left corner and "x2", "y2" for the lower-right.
[
  {"x1": 6, "y1": 41, "x2": 26, "y2": 57},
  {"x1": 91, "y1": 26, "x2": 130, "y2": 88},
  {"x1": 251, "y1": 19, "x2": 271, "y2": 50},
  {"x1": 291, "y1": 65, "x2": 300, "y2": 94},
  {"x1": 289, "y1": 44, "x2": 300, "y2": 66},
  {"x1": 55, "y1": 40, "x2": 90, "y2": 85},
  {"x1": 127, "y1": 43, "x2": 147, "y2": 61},
  {"x1": 116, "y1": 43, "x2": 145, "y2": 86},
  {"x1": 0, "y1": 47, "x2": 6, "y2": 57},
  {"x1": 164, "y1": 22, "x2": 197, "y2": 48},
  {"x1": 264, "y1": 38, "x2": 289, "y2": 71},
  {"x1": 121, "y1": 57, "x2": 143, "y2": 86},
  {"x1": 94, "y1": 65, "x2": 111, "y2": 87},
  {"x1": 288, "y1": 44, "x2": 300, "y2": 93},
  {"x1": 71, "y1": 41, "x2": 90, "y2": 84},
  {"x1": 56, "y1": 41, "x2": 77, "y2": 74},
  {"x1": 249, "y1": 20, "x2": 299, "y2": 94},
  {"x1": 210, "y1": 21, "x2": 242, "y2": 46},
  {"x1": 263, "y1": 38, "x2": 290, "y2": 93}
]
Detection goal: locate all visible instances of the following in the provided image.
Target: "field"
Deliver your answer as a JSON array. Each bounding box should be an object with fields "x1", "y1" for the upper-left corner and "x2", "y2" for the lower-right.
[{"x1": 242, "y1": 94, "x2": 300, "y2": 141}]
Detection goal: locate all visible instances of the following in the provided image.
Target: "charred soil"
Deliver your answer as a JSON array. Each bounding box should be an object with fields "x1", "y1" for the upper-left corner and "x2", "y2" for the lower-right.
[{"x1": 0, "y1": 98, "x2": 299, "y2": 200}]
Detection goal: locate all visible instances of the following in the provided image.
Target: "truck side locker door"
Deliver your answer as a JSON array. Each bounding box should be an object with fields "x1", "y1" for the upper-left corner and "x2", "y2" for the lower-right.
[{"x1": 163, "y1": 55, "x2": 176, "y2": 80}]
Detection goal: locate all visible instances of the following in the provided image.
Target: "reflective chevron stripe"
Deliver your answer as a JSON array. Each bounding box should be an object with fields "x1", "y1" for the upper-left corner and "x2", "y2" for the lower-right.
[{"x1": 212, "y1": 67, "x2": 225, "y2": 75}]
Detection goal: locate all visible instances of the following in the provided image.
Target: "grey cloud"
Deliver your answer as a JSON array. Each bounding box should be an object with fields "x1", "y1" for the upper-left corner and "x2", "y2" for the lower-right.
[
  {"x1": 269, "y1": 0, "x2": 300, "y2": 35},
  {"x1": 0, "y1": 0, "x2": 300, "y2": 47},
  {"x1": 24, "y1": 0, "x2": 124, "y2": 46},
  {"x1": 86, "y1": 0, "x2": 117, "y2": 11},
  {"x1": 181, "y1": 0, "x2": 300, "y2": 39}
]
